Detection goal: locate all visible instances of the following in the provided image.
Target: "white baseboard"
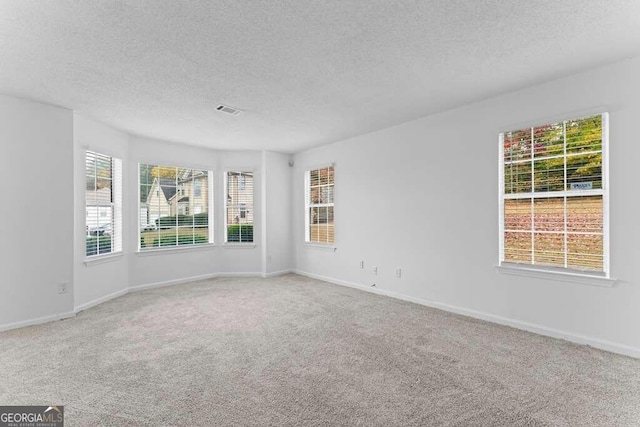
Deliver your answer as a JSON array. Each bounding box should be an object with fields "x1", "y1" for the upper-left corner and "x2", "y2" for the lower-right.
[
  {"x1": 263, "y1": 269, "x2": 294, "y2": 278},
  {"x1": 294, "y1": 270, "x2": 640, "y2": 359},
  {"x1": 217, "y1": 272, "x2": 264, "y2": 277},
  {"x1": 0, "y1": 311, "x2": 76, "y2": 333},
  {"x1": 74, "y1": 288, "x2": 129, "y2": 313},
  {"x1": 129, "y1": 271, "x2": 277, "y2": 292},
  {"x1": 129, "y1": 273, "x2": 221, "y2": 293}
]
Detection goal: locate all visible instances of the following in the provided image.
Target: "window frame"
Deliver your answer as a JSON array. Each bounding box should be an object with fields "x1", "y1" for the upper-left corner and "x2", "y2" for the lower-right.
[
  {"x1": 498, "y1": 113, "x2": 610, "y2": 279},
  {"x1": 85, "y1": 150, "x2": 123, "y2": 260},
  {"x1": 137, "y1": 163, "x2": 214, "y2": 252},
  {"x1": 304, "y1": 164, "x2": 335, "y2": 246},
  {"x1": 223, "y1": 170, "x2": 255, "y2": 245}
]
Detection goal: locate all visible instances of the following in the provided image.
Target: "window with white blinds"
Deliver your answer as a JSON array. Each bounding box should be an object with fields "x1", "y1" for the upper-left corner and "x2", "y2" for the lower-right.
[
  {"x1": 139, "y1": 164, "x2": 212, "y2": 249},
  {"x1": 499, "y1": 113, "x2": 608, "y2": 275},
  {"x1": 224, "y1": 171, "x2": 254, "y2": 243},
  {"x1": 305, "y1": 165, "x2": 335, "y2": 244},
  {"x1": 85, "y1": 151, "x2": 122, "y2": 257}
]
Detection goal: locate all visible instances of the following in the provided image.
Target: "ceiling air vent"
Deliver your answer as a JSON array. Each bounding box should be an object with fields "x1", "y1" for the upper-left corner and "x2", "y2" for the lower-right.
[{"x1": 216, "y1": 104, "x2": 242, "y2": 116}]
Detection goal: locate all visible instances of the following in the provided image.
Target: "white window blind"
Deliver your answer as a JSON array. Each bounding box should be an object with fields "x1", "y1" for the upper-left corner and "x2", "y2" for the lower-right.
[
  {"x1": 139, "y1": 164, "x2": 212, "y2": 249},
  {"x1": 499, "y1": 113, "x2": 608, "y2": 275},
  {"x1": 305, "y1": 165, "x2": 335, "y2": 244},
  {"x1": 224, "y1": 171, "x2": 254, "y2": 243},
  {"x1": 85, "y1": 151, "x2": 122, "y2": 257}
]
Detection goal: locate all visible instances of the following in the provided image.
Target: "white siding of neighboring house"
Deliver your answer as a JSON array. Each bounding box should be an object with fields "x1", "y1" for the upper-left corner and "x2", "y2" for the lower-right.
[
  {"x1": 178, "y1": 174, "x2": 208, "y2": 216},
  {"x1": 86, "y1": 186, "x2": 112, "y2": 232},
  {"x1": 227, "y1": 173, "x2": 254, "y2": 225},
  {"x1": 145, "y1": 179, "x2": 172, "y2": 226}
]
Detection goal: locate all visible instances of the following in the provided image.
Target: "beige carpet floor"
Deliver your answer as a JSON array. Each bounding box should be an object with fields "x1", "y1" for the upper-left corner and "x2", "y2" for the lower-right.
[{"x1": 0, "y1": 274, "x2": 639, "y2": 426}]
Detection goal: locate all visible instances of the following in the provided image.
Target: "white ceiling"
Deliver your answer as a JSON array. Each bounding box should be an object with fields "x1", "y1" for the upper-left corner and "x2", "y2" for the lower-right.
[{"x1": 1, "y1": 1, "x2": 640, "y2": 153}]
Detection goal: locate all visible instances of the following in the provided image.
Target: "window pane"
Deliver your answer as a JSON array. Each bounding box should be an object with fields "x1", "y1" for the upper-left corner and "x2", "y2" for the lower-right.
[
  {"x1": 504, "y1": 199, "x2": 530, "y2": 230},
  {"x1": 320, "y1": 186, "x2": 334, "y2": 204},
  {"x1": 327, "y1": 166, "x2": 335, "y2": 184},
  {"x1": 86, "y1": 175, "x2": 96, "y2": 192},
  {"x1": 311, "y1": 206, "x2": 320, "y2": 224},
  {"x1": 178, "y1": 214, "x2": 194, "y2": 227},
  {"x1": 178, "y1": 168, "x2": 192, "y2": 181},
  {"x1": 566, "y1": 196, "x2": 603, "y2": 233},
  {"x1": 533, "y1": 158, "x2": 563, "y2": 192},
  {"x1": 566, "y1": 115, "x2": 602, "y2": 154},
  {"x1": 139, "y1": 164, "x2": 153, "y2": 186},
  {"x1": 533, "y1": 197, "x2": 563, "y2": 232},
  {"x1": 567, "y1": 234, "x2": 603, "y2": 271},
  {"x1": 177, "y1": 230, "x2": 195, "y2": 246},
  {"x1": 95, "y1": 155, "x2": 112, "y2": 178},
  {"x1": 153, "y1": 165, "x2": 177, "y2": 180},
  {"x1": 310, "y1": 169, "x2": 320, "y2": 186},
  {"x1": 85, "y1": 156, "x2": 96, "y2": 180},
  {"x1": 318, "y1": 168, "x2": 329, "y2": 186},
  {"x1": 503, "y1": 129, "x2": 531, "y2": 162},
  {"x1": 533, "y1": 122, "x2": 564, "y2": 158},
  {"x1": 140, "y1": 184, "x2": 152, "y2": 203},
  {"x1": 193, "y1": 227, "x2": 209, "y2": 244},
  {"x1": 504, "y1": 232, "x2": 532, "y2": 264},
  {"x1": 533, "y1": 232, "x2": 564, "y2": 268},
  {"x1": 504, "y1": 162, "x2": 532, "y2": 194},
  {"x1": 566, "y1": 152, "x2": 602, "y2": 190}
]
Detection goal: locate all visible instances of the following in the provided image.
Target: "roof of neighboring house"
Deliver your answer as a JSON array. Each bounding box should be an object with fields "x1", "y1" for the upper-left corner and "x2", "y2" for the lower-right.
[
  {"x1": 178, "y1": 170, "x2": 207, "y2": 183},
  {"x1": 156, "y1": 178, "x2": 178, "y2": 201},
  {"x1": 178, "y1": 196, "x2": 189, "y2": 202}
]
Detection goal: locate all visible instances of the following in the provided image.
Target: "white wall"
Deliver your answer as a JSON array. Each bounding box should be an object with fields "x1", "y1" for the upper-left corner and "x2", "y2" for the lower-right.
[
  {"x1": 0, "y1": 95, "x2": 74, "y2": 328},
  {"x1": 264, "y1": 151, "x2": 294, "y2": 275},
  {"x1": 73, "y1": 114, "x2": 131, "y2": 310},
  {"x1": 293, "y1": 56, "x2": 640, "y2": 356}
]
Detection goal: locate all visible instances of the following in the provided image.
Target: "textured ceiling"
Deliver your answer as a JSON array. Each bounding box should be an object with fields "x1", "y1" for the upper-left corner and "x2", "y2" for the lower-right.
[{"x1": 1, "y1": 1, "x2": 640, "y2": 153}]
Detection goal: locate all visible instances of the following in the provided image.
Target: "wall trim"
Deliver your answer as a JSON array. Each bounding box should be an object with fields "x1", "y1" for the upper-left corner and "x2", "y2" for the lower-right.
[
  {"x1": 294, "y1": 270, "x2": 640, "y2": 359},
  {"x1": 129, "y1": 273, "x2": 221, "y2": 293},
  {"x1": 217, "y1": 272, "x2": 264, "y2": 277},
  {"x1": 0, "y1": 311, "x2": 76, "y2": 333},
  {"x1": 74, "y1": 289, "x2": 129, "y2": 313},
  {"x1": 263, "y1": 269, "x2": 294, "y2": 278},
  {"x1": 129, "y1": 272, "x2": 270, "y2": 293}
]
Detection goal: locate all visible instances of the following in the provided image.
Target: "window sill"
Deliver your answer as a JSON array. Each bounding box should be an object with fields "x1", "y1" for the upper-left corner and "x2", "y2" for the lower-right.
[
  {"x1": 84, "y1": 252, "x2": 124, "y2": 266},
  {"x1": 304, "y1": 243, "x2": 337, "y2": 252},
  {"x1": 496, "y1": 264, "x2": 616, "y2": 287},
  {"x1": 222, "y1": 243, "x2": 256, "y2": 249},
  {"x1": 136, "y1": 244, "x2": 216, "y2": 256}
]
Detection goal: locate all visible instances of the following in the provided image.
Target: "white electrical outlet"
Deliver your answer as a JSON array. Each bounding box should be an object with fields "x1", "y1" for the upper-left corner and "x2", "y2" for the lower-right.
[
  {"x1": 58, "y1": 282, "x2": 69, "y2": 294},
  {"x1": 372, "y1": 266, "x2": 377, "y2": 275},
  {"x1": 395, "y1": 268, "x2": 402, "y2": 278},
  {"x1": 359, "y1": 261, "x2": 364, "y2": 269}
]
